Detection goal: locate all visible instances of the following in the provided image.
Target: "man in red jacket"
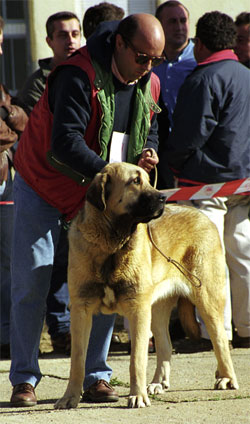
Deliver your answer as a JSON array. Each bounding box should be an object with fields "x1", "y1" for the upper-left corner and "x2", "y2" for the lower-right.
[{"x1": 9, "y1": 13, "x2": 165, "y2": 407}]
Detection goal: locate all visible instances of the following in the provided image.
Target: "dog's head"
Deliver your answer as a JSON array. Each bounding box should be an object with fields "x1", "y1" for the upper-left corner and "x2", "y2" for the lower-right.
[{"x1": 86, "y1": 163, "x2": 166, "y2": 227}]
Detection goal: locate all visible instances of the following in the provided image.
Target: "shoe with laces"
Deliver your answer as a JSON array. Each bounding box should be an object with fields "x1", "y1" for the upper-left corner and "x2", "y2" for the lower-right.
[
  {"x1": 82, "y1": 379, "x2": 119, "y2": 403},
  {"x1": 10, "y1": 383, "x2": 37, "y2": 407}
]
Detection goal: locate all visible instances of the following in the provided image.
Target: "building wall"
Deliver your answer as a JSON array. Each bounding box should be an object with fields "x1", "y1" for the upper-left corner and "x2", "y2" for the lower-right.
[
  {"x1": 29, "y1": 0, "x2": 250, "y2": 68},
  {"x1": 2, "y1": 0, "x2": 249, "y2": 92}
]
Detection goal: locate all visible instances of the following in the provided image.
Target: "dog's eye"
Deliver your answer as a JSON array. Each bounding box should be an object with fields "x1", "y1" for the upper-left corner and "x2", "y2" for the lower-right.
[{"x1": 133, "y1": 176, "x2": 141, "y2": 185}]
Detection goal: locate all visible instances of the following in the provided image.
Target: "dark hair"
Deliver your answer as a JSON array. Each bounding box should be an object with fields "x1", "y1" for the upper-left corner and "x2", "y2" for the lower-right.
[
  {"x1": 155, "y1": 1, "x2": 189, "y2": 20},
  {"x1": 235, "y1": 12, "x2": 250, "y2": 27},
  {"x1": 196, "y1": 11, "x2": 237, "y2": 52},
  {"x1": 83, "y1": 2, "x2": 124, "y2": 39},
  {"x1": 46, "y1": 11, "x2": 81, "y2": 39},
  {"x1": 0, "y1": 15, "x2": 4, "y2": 31}
]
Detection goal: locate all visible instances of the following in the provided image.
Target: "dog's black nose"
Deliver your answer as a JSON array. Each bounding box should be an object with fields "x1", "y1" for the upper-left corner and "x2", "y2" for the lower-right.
[{"x1": 158, "y1": 193, "x2": 167, "y2": 203}]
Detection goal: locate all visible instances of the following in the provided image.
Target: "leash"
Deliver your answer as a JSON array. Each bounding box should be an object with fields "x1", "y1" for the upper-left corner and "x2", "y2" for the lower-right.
[
  {"x1": 147, "y1": 224, "x2": 202, "y2": 288},
  {"x1": 152, "y1": 165, "x2": 158, "y2": 189},
  {"x1": 142, "y1": 148, "x2": 158, "y2": 189}
]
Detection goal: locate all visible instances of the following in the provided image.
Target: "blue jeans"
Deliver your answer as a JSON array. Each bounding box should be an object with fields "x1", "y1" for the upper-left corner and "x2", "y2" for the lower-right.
[
  {"x1": 10, "y1": 173, "x2": 115, "y2": 388},
  {"x1": 0, "y1": 170, "x2": 70, "y2": 345},
  {"x1": 0, "y1": 171, "x2": 13, "y2": 345},
  {"x1": 46, "y1": 226, "x2": 70, "y2": 339}
]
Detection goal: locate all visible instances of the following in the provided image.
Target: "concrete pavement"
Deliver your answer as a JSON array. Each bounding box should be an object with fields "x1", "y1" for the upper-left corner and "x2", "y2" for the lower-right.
[{"x1": 0, "y1": 347, "x2": 250, "y2": 423}]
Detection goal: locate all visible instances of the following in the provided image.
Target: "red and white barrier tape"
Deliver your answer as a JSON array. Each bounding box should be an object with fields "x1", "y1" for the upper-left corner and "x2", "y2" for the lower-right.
[
  {"x1": 0, "y1": 201, "x2": 14, "y2": 205},
  {"x1": 1, "y1": 179, "x2": 249, "y2": 205},
  {"x1": 160, "y1": 178, "x2": 250, "y2": 201}
]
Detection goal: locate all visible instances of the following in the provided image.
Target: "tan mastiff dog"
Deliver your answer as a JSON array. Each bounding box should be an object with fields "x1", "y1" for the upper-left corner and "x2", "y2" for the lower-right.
[{"x1": 55, "y1": 162, "x2": 238, "y2": 409}]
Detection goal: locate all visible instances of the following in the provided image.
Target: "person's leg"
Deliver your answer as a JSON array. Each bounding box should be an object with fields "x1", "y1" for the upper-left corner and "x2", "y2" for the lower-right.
[
  {"x1": 224, "y1": 203, "x2": 250, "y2": 342},
  {"x1": 84, "y1": 313, "x2": 116, "y2": 390},
  {"x1": 10, "y1": 173, "x2": 62, "y2": 388},
  {"x1": 46, "y1": 226, "x2": 70, "y2": 346},
  {"x1": 0, "y1": 171, "x2": 13, "y2": 352},
  {"x1": 179, "y1": 198, "x2": 232, "y2": 340}
]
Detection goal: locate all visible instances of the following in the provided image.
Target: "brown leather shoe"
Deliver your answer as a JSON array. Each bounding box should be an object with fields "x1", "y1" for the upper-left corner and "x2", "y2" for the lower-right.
[
  {"x1": 10, "y1": 383, "x2": 37, "y2": 407},
  {"x1": 82, "y1": 379, "x2": 119, "y2": 403}
]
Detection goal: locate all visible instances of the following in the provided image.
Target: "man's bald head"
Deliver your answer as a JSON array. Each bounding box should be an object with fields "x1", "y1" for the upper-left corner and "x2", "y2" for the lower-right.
[
  {"x1": 115, "y1": 14, "x2": 165, "y2": 83},
  {"x1": 117, "y1": 13, "x2": 165, "y2": 52}
]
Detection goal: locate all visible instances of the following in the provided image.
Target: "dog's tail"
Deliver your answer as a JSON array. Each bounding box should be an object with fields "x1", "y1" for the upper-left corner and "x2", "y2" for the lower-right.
[{"x1": 177, "y1": 298, "x2": 201, "y2": 340}]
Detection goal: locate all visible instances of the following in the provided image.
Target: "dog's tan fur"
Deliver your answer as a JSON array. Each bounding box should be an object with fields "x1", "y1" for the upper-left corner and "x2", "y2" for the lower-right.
[{"x1": 55, "y1": 162, "x2": 238, "y2": 410}]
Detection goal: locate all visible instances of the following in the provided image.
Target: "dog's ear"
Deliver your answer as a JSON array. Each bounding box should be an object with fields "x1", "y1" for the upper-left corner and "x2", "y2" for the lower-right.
[{"x1": 86, "y1": 172, "x2": 110, "y2": 211}]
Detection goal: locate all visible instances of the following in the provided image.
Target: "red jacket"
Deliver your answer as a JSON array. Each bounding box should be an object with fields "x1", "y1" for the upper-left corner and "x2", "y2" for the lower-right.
[{"x1": 15, "y1": 47, "x2": 160, "y2": 221}]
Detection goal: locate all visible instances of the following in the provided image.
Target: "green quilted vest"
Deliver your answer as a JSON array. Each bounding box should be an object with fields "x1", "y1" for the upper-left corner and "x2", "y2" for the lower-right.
[{"x1": 93, "y1": 59, "x2": 161, "y2": 164}]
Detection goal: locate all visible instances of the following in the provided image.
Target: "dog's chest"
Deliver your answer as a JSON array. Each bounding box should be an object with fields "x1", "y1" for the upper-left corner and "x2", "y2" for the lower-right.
[
  {"x1": 102, "y1": 253, "x2": 137, "y2": 298},
  {"x1": 79, "y1": 251, "x2": 138, "y2": 308}
]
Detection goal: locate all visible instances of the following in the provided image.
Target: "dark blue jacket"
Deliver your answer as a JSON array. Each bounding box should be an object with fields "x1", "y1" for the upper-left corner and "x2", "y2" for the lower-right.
[{"x1": 164, "y1": 52, "x2": 250, "y2": 185}]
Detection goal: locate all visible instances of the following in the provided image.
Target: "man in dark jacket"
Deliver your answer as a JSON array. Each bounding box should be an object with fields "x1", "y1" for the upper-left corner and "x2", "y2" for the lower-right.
[
  {"x1": 9, "y1": 13, "x2": 165, "y2": 407},
  {"x1": 18, "y1": 11, "x2": 81, "y2": 113},
  {"x1": 165, "y1": 11, "x2": 250, "y2": 349}
]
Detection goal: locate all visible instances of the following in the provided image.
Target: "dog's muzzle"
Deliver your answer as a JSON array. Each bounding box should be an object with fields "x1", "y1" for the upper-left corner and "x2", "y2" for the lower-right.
[{"x1": 129, "y1": 191, "x2": 167, "y2": 223}]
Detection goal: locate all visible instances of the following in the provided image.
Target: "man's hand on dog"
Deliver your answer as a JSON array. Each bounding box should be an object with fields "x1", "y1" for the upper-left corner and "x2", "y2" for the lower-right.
[{"x1": 138, "y1": 148, "x2": 159, "y2": 173}]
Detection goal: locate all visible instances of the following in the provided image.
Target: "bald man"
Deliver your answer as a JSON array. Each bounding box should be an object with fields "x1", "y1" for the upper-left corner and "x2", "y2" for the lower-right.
[{"x1": 9, "y1": 14, "x2": 165, "y2": 407}]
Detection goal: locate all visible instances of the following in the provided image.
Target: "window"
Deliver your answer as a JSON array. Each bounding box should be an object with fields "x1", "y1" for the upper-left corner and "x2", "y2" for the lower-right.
[{"x1": 2, "y1": 0, "x2": 25, "y2": 19}]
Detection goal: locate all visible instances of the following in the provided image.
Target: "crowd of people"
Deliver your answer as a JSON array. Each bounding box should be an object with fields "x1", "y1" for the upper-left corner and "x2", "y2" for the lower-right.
[{"x1": 0, "y1": 0, "x2": 249, "y2": 408}]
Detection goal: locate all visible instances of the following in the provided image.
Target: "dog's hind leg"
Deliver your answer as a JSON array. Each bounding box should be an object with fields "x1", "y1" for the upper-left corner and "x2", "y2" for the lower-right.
[
  {"x1": 196, "y1": 296, "x2": 239, "y2": 390},
  {"x1": 127, "y1": 301, "x2": 152, "y2": 408},
  {"x1": 177, "y1": 297, "x2": 200, "y2": 340},
  {"x1": 54, "y1": 302, "x2": 94, "y2": 409},
  {"x1": 147, "y1": 297, "x2": 177, "y2": 395}
]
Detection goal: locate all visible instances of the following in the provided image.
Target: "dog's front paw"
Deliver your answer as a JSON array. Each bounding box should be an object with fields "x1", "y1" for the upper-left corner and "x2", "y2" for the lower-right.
[
  {"x1": 128, "y1": 394, "x2": 151, "y2": 408},
  {"x1": 147, "y1": 379, "x2": 170, "y2": 394},
  {"x1": 214, "y1": 377, "x2": 239, "y2": 390},
  {"x1": 54, "y1": 394, "x2": 80, "y2": 409},
  {"x1": 147, "y1": 383, "x2": 163, "y2": 394}
]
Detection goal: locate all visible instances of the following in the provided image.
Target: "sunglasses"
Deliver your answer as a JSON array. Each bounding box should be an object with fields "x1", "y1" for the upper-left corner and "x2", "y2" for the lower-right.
[{"x1": 122, "y1": 36, "x2": 165, "y2": 67}]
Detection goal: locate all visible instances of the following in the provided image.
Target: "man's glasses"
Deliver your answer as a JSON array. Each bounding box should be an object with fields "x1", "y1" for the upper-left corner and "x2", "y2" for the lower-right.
[{"x1": 121, "y1": 35, "x2": 165, "y2": 67}]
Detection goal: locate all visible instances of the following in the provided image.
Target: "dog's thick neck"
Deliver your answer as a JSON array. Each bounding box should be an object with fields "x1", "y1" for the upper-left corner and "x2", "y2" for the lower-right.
[{"x1": 77, "y1": 203, "x2": 136, "y2": 254}]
